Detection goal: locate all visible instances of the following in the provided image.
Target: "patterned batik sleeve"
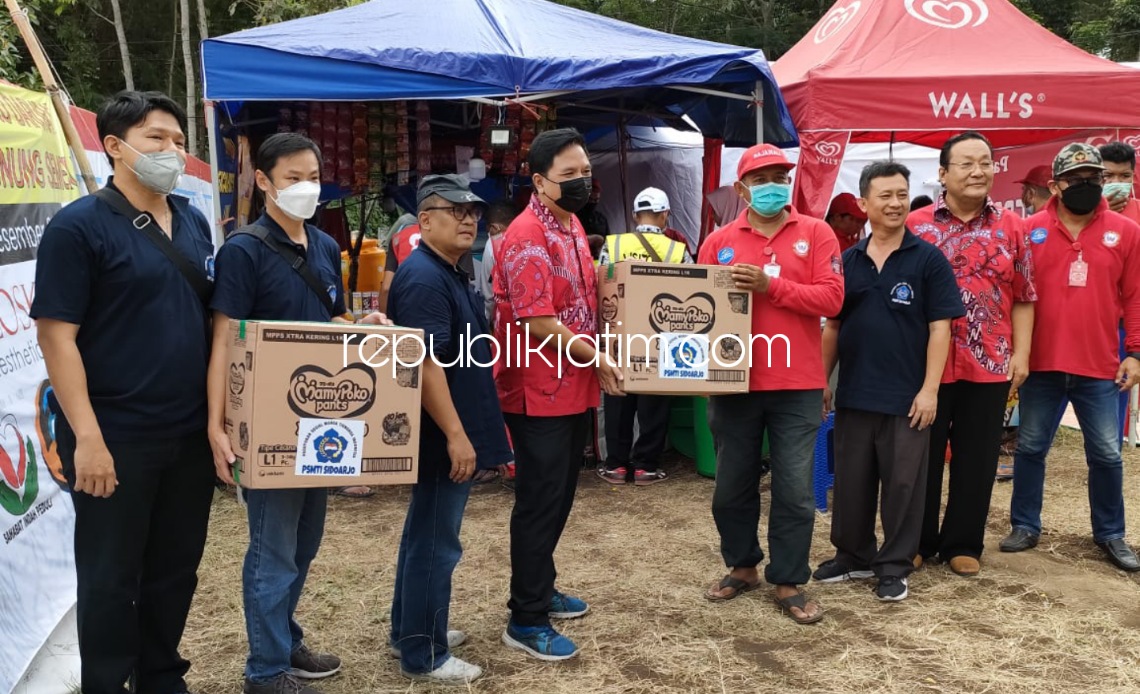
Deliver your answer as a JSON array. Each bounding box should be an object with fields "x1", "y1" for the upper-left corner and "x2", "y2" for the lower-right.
[
  {"x1": 1010, "y1": 215, "x2": 1038, "y2": 302},
  {"x1": 503, "y1": 226, "x2": 557, "y2": 320}
]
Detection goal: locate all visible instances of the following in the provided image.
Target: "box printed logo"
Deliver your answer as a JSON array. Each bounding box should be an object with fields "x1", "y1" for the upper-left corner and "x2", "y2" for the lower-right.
[
  {"x1": 382, "y1": 413, "x2": 412, "y2": 446},
  {"x1": 296, "y1": 419, "x2": 364, "y2": 476},
  {"x1": 649, "y1": 293, "x2": 716, "y2": 334},
  {"x1": 660, "y1": 334, "x2": 710, "y2": 379},
  {"x1": 288, "y1": 363, "x2": 376, "y2": 418}
]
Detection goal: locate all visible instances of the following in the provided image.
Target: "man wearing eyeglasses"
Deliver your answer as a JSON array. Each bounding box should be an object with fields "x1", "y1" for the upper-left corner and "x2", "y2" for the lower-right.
[
  {"x1": 908, "y1": 131, "x2": 1037, "y2": 578},
  {"x1": 1001, "y1": 143, "x2": 1140, "y2": 571},
  {"x1": 387, "y1": 174, "x2": 512, "y2": 684}
]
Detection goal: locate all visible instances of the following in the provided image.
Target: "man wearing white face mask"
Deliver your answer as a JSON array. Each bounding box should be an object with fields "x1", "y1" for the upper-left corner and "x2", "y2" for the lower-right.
[
  {"x1": 207, "y1": 133, "x2": 389, "y2": 694},
  {"x1": 33, "y1": 91, "x2": 216, "y2": 694},
  {"x1": 697, "y1": 144, "x2": 844, "y2": 624}
]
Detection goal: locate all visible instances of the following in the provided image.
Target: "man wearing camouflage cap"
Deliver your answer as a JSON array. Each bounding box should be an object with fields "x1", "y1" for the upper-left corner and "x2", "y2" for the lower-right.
[{"x1": 1000, "y1": 143, "x2": 1140, "y2": 572}]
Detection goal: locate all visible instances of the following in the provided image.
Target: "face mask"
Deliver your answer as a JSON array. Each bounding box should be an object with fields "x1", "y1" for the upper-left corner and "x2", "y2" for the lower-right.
[
  {"x1": 635, "y1": 224, "x2": 663, "y2": 234},
  {"x1": 545, "y1": 176, "x2": 592, "y2": 214},
  {"x1": 746, "y1": 182, "x2": 791, "y2": 218},
  {"x1": 1103, "y1": 181, "x2": 1133, "y2": 201},
  {"x1": 1060, "y1": 180, "x2": 1103, "y2": 216},
  {"x1": 121, "y1": 141, "x2": 184, "y2": 194},
  {"x1": 270, "y1": 180, "x2": 321, "y2": 221}
]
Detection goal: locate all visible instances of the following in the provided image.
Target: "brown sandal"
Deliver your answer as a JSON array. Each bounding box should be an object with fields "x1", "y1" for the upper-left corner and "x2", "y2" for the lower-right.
[
  {"x1": 705, "y1": 575, "x2": 761, "y2": 602},
  {"x1": 774, "y1": 589, "x2": 824, "y2": 624}
]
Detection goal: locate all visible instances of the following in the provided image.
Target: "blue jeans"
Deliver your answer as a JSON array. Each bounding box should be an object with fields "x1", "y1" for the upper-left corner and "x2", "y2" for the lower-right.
[
  {"x1": 1011, "y1": 372, "x2": 1125, "y2": 542},
  {"x1": 390, "y1": 455, "x2": 472, "y2": 674},
  {"x1": 242, "y1": 488, "x2": 328, "y2": 682}
]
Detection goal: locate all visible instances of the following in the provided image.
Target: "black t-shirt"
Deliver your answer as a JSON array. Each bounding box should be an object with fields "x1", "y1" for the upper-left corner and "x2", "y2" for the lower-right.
[
  {"x1": 835, "y1": 230, "x2": 965, "y2": 417},
  {"x1": 388, "y1": 242, "x2": 512, "y2": 471},
  {"x1": 30, "y1": 179, "x2": 215, "y2": 442},
  {"x1": 210, "y1": 214, "x2": 346, "y2": 322}
]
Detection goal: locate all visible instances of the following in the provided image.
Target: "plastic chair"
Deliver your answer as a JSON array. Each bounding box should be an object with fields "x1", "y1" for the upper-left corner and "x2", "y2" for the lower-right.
[{"x1": 813, "y1": 412, "x2": 836, "y2": 512}]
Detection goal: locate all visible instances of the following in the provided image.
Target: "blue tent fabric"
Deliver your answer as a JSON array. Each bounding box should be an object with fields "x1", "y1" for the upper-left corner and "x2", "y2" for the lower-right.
[{"x1": 201, "y1": 0, "x2": 797, "y2": 147}]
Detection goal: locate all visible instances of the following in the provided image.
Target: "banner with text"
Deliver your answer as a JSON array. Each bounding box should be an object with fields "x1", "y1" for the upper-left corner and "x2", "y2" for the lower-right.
[{"x1": 0, "y1": 81, "x2": 80, "y2": 694}]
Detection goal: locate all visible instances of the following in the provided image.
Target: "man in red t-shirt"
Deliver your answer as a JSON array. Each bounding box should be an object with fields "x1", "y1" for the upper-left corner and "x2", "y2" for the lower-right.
[
  {"x1": 697, "y1": 144, "x2": 843, "y2": 624},
  {"x1": 825, "y1": 192, "x2": 868, "y2": 252},
  {"x1": 1001, "y1": 143, "x2": 1140, "y2": 572},
  {"x1": 1100, "y1": 141, "x2": 1140, "y2": 226},
  {"x1": 492, "y1": 128, "x2": 623, "y2": 660},
  {"x1": 908, "y1": 132, "x2": 1037, "y2": 578}
]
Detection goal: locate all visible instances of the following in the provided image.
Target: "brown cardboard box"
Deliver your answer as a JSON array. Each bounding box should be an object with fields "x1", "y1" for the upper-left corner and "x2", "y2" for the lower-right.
[
  {"x1": 597, "y1": 261, "x2": 752, "y2": 395},
  {"x1": 225, "y1": 320, "x2": 424, "y2": 489}
]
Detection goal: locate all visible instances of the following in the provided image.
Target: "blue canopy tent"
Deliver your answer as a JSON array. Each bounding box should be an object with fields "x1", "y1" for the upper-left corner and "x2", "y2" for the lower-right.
[{"x1": 199, "y1": 0, "x2": 797, "y2": 244}]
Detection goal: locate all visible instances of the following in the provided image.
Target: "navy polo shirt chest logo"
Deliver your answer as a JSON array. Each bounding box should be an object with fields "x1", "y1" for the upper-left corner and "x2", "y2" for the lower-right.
[
  {"x1": 205, "y1": 254, "x2": 215, "y2": 282},
  {"x1": 327, "y1": 283, "x2": 337, "y2": 303},
  {"x1": 890, "y1": 282, "x2": 914, "y2": 305}
]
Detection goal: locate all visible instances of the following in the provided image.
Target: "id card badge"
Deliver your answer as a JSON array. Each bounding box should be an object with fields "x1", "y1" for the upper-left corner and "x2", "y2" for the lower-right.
[
  {"x1": 1068, "y1": 254, "x2": 1088, "y2": 287},
  {"x1": 763, "y1": 253, "x2": 781, "y2": 279}
]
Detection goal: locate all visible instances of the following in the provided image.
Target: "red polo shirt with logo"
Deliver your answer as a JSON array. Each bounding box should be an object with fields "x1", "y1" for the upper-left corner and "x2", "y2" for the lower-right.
[
  {"x1": 1024, "y1": 197, "x2": 1140, "y2": 379},
  {"x1": 697, "y1": 207, "x2": 844, "y2": 392},
  {"x1": 390, "y1": 224, "x2": 422, "y2": 265},
  {"x1": 1119, "y1": 198, "x2": 1140, "y2": 227},
  {"x1": 909, "y1": 196, "x2": 1037, "y2": 384},
  {"x1": 492, "y1": 195, "x2": 600, "y2": 416}
]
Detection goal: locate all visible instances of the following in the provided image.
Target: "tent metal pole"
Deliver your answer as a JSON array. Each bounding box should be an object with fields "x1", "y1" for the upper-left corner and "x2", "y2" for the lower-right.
[
  {"x1": 204, "y1": 100, "x2": 225, "y2": 247},
  {"x1": 667, "y1": 85, "x2": 755, "y2": 102},
  {"x1": 754, "y1": 81, "x2": 763, "y2": 145}
]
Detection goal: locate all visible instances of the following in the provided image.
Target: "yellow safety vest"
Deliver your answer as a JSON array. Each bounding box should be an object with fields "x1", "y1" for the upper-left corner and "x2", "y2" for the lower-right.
[{"x1": 605, "y1": 232, "x2": 685, "y2": 264}]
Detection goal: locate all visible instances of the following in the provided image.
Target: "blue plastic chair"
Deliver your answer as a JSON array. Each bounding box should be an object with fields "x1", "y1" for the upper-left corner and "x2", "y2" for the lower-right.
[{"x1": 813, "y1": 412, "x2": 836, "y2": 512}]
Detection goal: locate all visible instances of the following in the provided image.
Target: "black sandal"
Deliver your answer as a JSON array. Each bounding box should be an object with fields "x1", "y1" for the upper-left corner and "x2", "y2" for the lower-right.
[
  {"x1": 774, "y1": 590, "x2": 824, "y2": 624},
  {"x1": 705, "y1": 575, "x2": 761, "y2": 602}
]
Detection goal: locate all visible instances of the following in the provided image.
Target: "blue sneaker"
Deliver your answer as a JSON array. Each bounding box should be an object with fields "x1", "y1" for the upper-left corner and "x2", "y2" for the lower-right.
[
  {"x1": 549, "y1": 590, "x2": 589, "y2": 619},
  {"x1": 502, "y1": 623, "x2": 579, "y2": 661}
]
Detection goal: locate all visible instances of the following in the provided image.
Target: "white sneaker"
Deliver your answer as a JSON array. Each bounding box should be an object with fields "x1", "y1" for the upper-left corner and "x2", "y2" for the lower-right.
[
  {"x1": 390, "y1": 630, "x2": 467, "y2": 659},
  {"x1": 401, "y1": 656, "x2": 483, "y2": 684}
]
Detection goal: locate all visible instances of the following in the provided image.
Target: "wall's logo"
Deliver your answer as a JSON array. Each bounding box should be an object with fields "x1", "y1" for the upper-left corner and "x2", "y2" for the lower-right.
[
  {"x1": 287, "y1": 364, "x2": 376, "y2": 418},
  {"x1": 905, "y1": 0, "x2": 988, "y2": 29},
  {"x1": 1124, "y1": 134, "x2": 1140, "y2": 150},
  {"x1": 929, "y1": 91, "x2": 1038, "y2": 120},
  {"x1": 649, "y1": 293, "x2": 715, "y2": 334},
  {"x1": 0, "y1": 414, "x2": 38, "y2": 517},
  {"x1": 813, "y1": 1, "x2": 861, "y2": 44},
  {"x1": 815, "y1": 141, "x2": 842, "y2": 159}
]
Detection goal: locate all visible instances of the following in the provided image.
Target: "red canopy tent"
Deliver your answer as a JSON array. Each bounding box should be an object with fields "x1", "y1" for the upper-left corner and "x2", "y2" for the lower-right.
[{"x1": 772, "y1": 0, "x2": 1140, "y2": 218}]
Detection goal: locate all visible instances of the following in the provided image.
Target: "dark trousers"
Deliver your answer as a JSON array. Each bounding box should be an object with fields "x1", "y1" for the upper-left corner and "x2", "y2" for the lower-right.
[
  {"x1": 921, "y1": 381, "x2": 1009, "y2": 560},
  {"x1": 505, "y1": 411, "x2": 590, "y2": 627},
  {"x1": 58, "y1": 419, "x2": 215, "y2": 694},
  {"x1": 708, "y1": 390, "x2": 820, "y2": 586},
  {"x1": 603, "y1": 392, "x2": 671, "y2": 471},
  {"x1": 831, "y1": 408, "x2": 929, "y2": 578}
]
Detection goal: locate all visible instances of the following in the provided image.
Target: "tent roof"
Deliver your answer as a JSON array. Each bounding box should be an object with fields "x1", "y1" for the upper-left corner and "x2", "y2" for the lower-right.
[
  {"x1": 201, "y1": 0, "x2": 797, "y2": 147},
  {"x1": 772, "y1": 0, "x2": 1140, "y2": 147}
]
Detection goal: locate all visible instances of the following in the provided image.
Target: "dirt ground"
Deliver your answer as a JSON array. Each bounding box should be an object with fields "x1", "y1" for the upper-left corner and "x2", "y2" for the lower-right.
[{"x1": 183, "y1": 427, "x2": 1140, "y2": 694}]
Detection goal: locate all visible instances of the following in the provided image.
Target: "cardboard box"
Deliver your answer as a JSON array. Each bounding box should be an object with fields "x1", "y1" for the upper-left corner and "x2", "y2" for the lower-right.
[
  {"x1": 225, "y1": 320, "x2": 424, "y2": 489},
  {"x1": 598, "y1": 262, "x2": 752, "y2": 395}
]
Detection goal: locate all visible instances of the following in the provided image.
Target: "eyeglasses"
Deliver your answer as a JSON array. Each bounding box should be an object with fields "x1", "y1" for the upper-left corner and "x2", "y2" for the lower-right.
[
  {"x1": 1058, "y1": 174, "x2": 1105, "y2": 187},
  {"x1": 947, "y1": 161, "x2": 995, "y2": 173},
  {"x1": 423, "y1": 205, "x2": 484, "y2": 222}
]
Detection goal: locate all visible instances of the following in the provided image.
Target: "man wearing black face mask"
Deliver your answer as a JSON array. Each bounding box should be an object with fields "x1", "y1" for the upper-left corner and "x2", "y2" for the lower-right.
[
  {"x1": 1002, "y1": 143, "x2": 1140, "y2": 572},
  {"x1": 32, "y1": 91, "x2": 215, "y2": 694}
]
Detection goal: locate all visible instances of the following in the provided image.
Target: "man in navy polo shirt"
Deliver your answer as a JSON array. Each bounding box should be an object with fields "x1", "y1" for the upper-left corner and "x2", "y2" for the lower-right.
[
  {"x1": 387, "y1": 174, "x2": 512, "y2": 685},
  {"x1": 33, "y1": 91, "x2": 215, "y2": 694},
  {"x1": 813, "y1": 161, "x2": 963, "y2": 602},
  {"x1": 206, "y1": 133, "x2": 387, "y2": 694}
]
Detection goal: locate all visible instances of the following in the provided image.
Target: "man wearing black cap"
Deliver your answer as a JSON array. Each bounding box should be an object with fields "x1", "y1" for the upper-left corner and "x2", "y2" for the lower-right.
[{"x1": 387, "y1": 175, "x2": 512, "y2": 684}]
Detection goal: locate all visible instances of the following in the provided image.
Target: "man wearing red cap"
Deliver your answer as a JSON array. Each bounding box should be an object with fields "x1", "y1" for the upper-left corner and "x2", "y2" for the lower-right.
[
  {"x1": 825, "y1": 192, "x2": 868, "y2": 252},
  {"x1": 908, "y1": 132, "x2": 1037, "y2": 578},
  {"x1": 697, "y1": 144, "x2": 844, "y2": 624},
  {"x1": 1016, "y1": 165, "x2": 1052, "y2": 217}
]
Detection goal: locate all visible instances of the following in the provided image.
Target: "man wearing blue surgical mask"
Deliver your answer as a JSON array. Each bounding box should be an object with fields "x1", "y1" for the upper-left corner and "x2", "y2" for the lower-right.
[
  {"x1": 33, "y1": 90, "x2": 215, "y2": 694},
  {"x1": 207, "y1": 133, "x2": 389, "y2": 694},
  {"x1": 697, "y1": 144, "x2": 844, "y2": 624}
]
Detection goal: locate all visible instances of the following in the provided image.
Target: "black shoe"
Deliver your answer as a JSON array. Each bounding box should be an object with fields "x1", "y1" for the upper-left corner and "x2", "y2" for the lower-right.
[
  {"x1": 999, "y1": 528, "x2": 1039, "y2": 553},
  {"x1": 875, "y1": 576, "x2": 908, "y2": 602},
  {"x1": 812, "y1": 559, "x2": 874, "y2": 583},
  {"x1": 1096, "y1": 539, "x2": 1140, "y2": 572},
  {"x1": 289, "y1": 643, "x2": 342, "y2": 679},
  {"x1": 244, "y1": 674, "x2": 322, "y2": 694}
]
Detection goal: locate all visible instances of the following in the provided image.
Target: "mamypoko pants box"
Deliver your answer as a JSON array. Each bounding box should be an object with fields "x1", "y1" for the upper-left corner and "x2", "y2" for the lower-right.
[
  {"x1": 597, "y1": 262, "x2": 752, "y2": 395},
  {"x1": 224, "y1": 320, "x2": 423, "y2": 489}
]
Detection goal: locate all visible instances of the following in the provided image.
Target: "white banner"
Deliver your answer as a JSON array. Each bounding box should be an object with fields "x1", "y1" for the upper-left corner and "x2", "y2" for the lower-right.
[{"x1": 0, "y1": 82, "x2": 81, "y2": 694}]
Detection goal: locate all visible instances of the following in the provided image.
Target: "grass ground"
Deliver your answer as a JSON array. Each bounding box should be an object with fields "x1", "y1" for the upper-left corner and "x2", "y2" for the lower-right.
[{"x1": 183, "y1": 427, "x2": 1140, "y2": 693}]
